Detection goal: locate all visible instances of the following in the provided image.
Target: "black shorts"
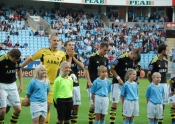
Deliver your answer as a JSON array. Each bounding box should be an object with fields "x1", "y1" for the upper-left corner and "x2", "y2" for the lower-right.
[{"x1": 54, "y1": 98, "x2": 73, "y2": 120}]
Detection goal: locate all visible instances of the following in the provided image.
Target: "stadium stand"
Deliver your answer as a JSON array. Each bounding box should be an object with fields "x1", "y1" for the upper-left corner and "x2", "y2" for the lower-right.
[{"x1": 0, "y1": 4, "x2": 167, "y2": 70}]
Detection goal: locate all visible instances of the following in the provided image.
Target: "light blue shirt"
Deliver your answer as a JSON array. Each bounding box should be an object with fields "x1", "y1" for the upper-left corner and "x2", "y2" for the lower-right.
[
  {"x1": 26, "y1": 79, "x2": 50, "y2": 102},
  {"x1": 91, "y1": 78, "x2": 111, "y2": 97},
  {"x1": 146, "y1": 83, "x2": 164, "y2": 104},
  {"x1": 121, "y1": 81, "x2": 138, "y2": 100}
]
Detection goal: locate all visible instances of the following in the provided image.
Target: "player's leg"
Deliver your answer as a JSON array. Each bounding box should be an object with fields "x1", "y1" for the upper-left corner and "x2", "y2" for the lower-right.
[
  {"x1": 158, "y1": 83, "x2": 168, "y2": 124},
  {"x1": 156, "y1": 103, "x2": 163, "y2": 124},
  {"x1": 147, "y1": 101, "x2": 156, "y2": 124},
  {"x1": 9, "y1": 88, "x2": 21, "y2": 124},
  {"x1": 6, "y1": 100, "x2": 11, "y2": 113},
  {"x1": 55, "y1": 98, "x2": 64, "y2": 124},
  {"x1": 39, "y1": 113, "x2": 46, "y2": 124},
  {"x1": 149, "y1": 118, "x2": 155, "y2": 124},
  {"x1": 171, "y1": 102, "x2": 175, "y2": 124},
  {"x1": 129, "y1": 116, "x2": 134, "y2": 124},
  {"x1": 0, "y1": 88, "x2": 8, "y2": 124},
  {"x1": 110, "y1": 84, "x2": 121, "y2": 124},
  {"x1": 130, "y1": 100, "x2": 139, "y2": 124},
  {"x1": 94, "y1": 113, "x2": 100, "y2": 124},
  {"x1": 45, "y1": 84, "x2": 53, "y2": 124},
  {"x1": 71, "y1": 86, "x2": 81, "y2": 124},
  {"x1": 32, "y1": 116, "x2": 40, "y2": 124},
  {"x1": 87, "y1": 88, "x2": 95, "y2": 124},
  {"x1": 99, "y1": 114, "x2": 105, "y2": 124},
  {"x1": 64, "y1": 98, "x2": 73, "y2": 124},
  {"x1": 100, "y1": 96, "x2": 109, "y2": 124},
  {"x1": 123, "y1": 100, "x2": 133, "y2": 124}
]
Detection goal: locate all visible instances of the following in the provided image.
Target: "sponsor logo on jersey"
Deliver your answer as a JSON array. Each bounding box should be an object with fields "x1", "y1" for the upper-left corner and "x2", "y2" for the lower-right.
[
  {"x1": 125, "y1": 68, "x2": 133, "y2": 71},
  {"x1": 148, "y1": 65, "x2": 153, "y2": 71},
  {"x1": 159, "y1": 69, "x2": 167, "y2": 73},
  {"x1": 96, "y1": 61, "x2": 99, "y2": 63},
  {"x1": 47, "y1": 60, "x2": 59, "y2": 65},
  {"x1": 113, "y1": 60, "x2": 119, "y2": 66},
  {"x1": 6, "y1": 69, "x2": 16, "y2": 74},
  {"x1": 5, "y1": 65, "x2": 8, "y2": 68}
]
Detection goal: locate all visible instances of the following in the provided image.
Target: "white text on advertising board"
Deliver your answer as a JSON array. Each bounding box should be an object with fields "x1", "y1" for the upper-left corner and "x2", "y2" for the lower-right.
[{"x1": 166, "y1": 22, "x2": 175, "y2": 29}]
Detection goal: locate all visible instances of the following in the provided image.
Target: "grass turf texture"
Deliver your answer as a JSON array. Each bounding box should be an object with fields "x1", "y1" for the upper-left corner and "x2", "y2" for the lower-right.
[{"x1": 5, "y1": 78, "x2": 171, "y2": 124}]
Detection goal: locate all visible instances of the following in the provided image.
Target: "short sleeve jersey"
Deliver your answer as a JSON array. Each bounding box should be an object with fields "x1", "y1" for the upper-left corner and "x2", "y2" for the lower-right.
[
  {"x1": 0, "y1": 53, "x2": 21, "y2": 83},
  {"x1": 111, "y1": 52, "x2": 137, "y2": 83},
  {"x1": 30, "y1": 48, "x2": 66, "y2": 84},
  {"x1": 170, "y1": 77, "x2": 175, "y2": 89},
  {"x1": 85, "y1": 52, "x2": 108, "y2": 83},
  {"x1": 53, "y1": 75, "x2": 73, "y2": 103},
  {"x1": 90, "y1": 78, "x2": 111, "y2": 97},
  {"x1": 66, "y1": 53, "x2": 80, "y2": 87},
  {"x1": 26, "y1": 79, "x2": 50, "y2": 102},
  {"x1": 148, "y1": 55, "x2": 168, "y2": 83}
]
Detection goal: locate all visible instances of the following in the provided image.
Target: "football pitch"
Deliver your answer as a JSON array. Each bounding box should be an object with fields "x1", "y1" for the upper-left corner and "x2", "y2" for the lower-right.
[{"x1": 5, "y1": 78, "x2": 171, "y2": 124}]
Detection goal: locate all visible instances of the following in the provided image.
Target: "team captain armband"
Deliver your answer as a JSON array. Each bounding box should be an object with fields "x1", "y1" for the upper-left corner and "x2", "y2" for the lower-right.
[
  {"x1": 111, "y1": 59, "x2": 119, "y2": 68},
  {"x1": 147, "y1": 65, "x2": 153, "y2": 74},
  {"x1": 84, "y1": 59, "x2": 90, "y2": 69}
]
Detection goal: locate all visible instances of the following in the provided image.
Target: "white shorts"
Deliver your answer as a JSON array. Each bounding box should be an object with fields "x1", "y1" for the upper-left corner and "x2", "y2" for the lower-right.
[
  {"x1": 147, "y1": 101, "x2": 163, "y2": 119},
  {"x1": 0, "y1": 83, "x2": 20, "y2": 108},
  {"x1": 87, "y1": 88, "x2": 93, "y2": 105},
  {"x1": 161, "y1": 83, "x2": 169, "y2": 104},
  {"x1": 110, "y1": 84, "x2": 122, "y2": 103},
  {"x1": 168, "y1": 94, "x2": 175, "y2": 103},
  {"x1": 72, "y1": 86, "x2": 81, "y2": 105},
  {"x1": 30, "y1": 102, "x2": 47, "y2": 119},
  {"x1": 31, "y1": 111, "x2": 47, "y2": 119},
  {"x1": 94, "y1": 95, "x2": 109, "y2": 115},
  {"x1": 123, "y1": 99, "x2": 139, "y2": 117}
]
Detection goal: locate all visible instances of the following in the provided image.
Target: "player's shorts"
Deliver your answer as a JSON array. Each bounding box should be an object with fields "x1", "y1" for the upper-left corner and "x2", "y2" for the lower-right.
[
  {"x1": 30, "y1": 101, "x2": 47, "y2": 119},
  {"x1": 0, "y1": 82, "x2": 20, "y2": 108},
  {"x1": 110, "y1": 83, "x2": 122, "y2": 103},
  {"x1": 147, "y1": 101, "x2": 163, "y2": 119},
  {"x1": 94, "y1": 95, "x2": 109, "y2": 115},
  {"x1": 123, "y1": 99, "x2": 139, "y2": 117},
  {"x1": 55, "y1": 98, "x2": 73, "y2": 120},
  {"x1": 30, "y1": 102, "x2": 47, "y2": 119},
  {"x1": 168, "y1": 94, "x2": 175, "y2": 103},
  {"x1": 87, "y1": 88, "x2": 93, "y2": 105},
  {"x1": 47, "y1": 84, "x2": 53, "y2": 103},
  {"x1": 31, "y1": 111, "x2": 47, "y2": 119},
  {"x1": 160, "y1": 83, "x2": 169, "y2": 104},
  {"x1": 72, "y1": 86, "x2": 81, "y2": 105}
]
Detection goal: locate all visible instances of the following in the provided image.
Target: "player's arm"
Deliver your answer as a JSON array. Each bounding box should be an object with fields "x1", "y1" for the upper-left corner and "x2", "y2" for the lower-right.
[
  {"x1": 84, "y1": 58, "x2": 92, "y2": 88},
  {"x1": 120, "y1": 84, "x2": 126, "y2": 107},
  {"x1": 21, "y1": 57, "x2": 33, "y2": 68},
  {"x1": 169, "y1": 79, "x2": 175, "y2": 97},
  {"x1": 73, "y1": 56, "x2": 84, "y2": 69},
  {"x1": 146, "y1": 86, "x2": 150, "y2": 103},
  {"x1": 146, "y1": 97, "x2": 149, "y2": 103},
  {"x1": 147, "y1": 62, "x2": 156, "y2": 83},
  {"x1": 17, "y1": 68, "x2": 23, "y2": 93},
  {"x1": 21, "y1": 49, "x2": 43, "y2": 68},
  {"x1": 110, "y1": 59, "x2": 124, "y2": 85},
  {"x1": 91, "y1": 93, "x2": 95, "y2": 104}
]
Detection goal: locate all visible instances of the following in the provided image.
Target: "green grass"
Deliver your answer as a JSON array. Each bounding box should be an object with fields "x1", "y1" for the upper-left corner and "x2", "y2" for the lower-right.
[{"x1": 5, "y1": 78, "x2": 171, "y2": 124}]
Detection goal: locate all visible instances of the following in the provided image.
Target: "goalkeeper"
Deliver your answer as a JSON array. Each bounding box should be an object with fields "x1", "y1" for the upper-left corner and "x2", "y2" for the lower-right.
[{"x1": 64, "y1": 41, "x2": 84, "y2": 124}]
